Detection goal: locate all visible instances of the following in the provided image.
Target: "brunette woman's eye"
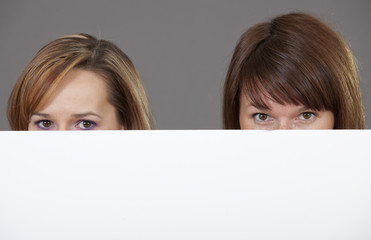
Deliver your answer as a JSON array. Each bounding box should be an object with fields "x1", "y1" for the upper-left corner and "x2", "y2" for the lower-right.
[
  {"x1": 76, "y1": 120, "x2": 97, "y2": 130},
  {"x1": 35, "y1": 120, "x2": 54, "y2": 130},
  {"x1": 299, "y1": 112, "x2": 315, "y2": 120},
  {"x1": 253, "y1": 113, "x2": 270, "y2": 121}
]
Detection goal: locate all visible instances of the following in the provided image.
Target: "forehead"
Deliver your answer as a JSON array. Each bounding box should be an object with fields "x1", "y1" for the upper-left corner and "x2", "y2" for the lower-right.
[
  {"x1": 240, "y1": 88, "x2": 288, "y2": 110},
  {"x1": 239, "y1": 58, "x2": 329, "y2": 111},
  {"x1": 37, "y1": 69, "x2": 110, "y2": 113},
  {"x1": 240, "y1": 92, "x2": 304, "y2": 110}
]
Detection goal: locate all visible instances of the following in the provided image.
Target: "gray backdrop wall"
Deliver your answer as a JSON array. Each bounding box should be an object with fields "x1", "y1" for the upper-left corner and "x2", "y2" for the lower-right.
[{"x1": 1, "y1": 0, "x2": 370, "y2": 129}]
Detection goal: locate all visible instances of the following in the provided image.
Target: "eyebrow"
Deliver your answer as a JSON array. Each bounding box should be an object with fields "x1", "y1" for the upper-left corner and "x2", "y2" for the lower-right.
[
  {"x1": 30, "y1": 112, "x2": 102, "y2": 119},
  {"x1": 245, "y1": 104, "x2": 312, "y2": 112},
  {"x1": 30, "y1": 113, "x2": 50, "y2": 118},
  {"x1": 71, "y1": 112, "x2": 102, "y2": 119},
  {"x1": 244, "y1": 103, "x2": 269, "y2": 111},
  {"x1": 245, "y1": 104, "x2": 270, "y2": 111}
]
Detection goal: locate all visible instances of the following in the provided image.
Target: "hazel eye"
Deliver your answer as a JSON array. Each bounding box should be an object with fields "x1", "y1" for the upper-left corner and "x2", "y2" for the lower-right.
[
  {"x1": 76, "y1": 120, "x2": 96, "y2": 130},
  {"x1": 300, "y1": 112, "x2": 315, "y2": 120},
  {"x1": 254, "y1": 113, "x2": 270, "y2": 121},
  {"x1": 35, "y1": 120, "x2": 54, "y2": 130}
]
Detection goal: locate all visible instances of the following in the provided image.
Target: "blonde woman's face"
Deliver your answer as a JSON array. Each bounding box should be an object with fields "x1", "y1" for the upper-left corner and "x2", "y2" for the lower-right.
[
  {"x1": 239, "y1": 94, "x2": 335, "y2": 130},
  {"x1": 28, "y1": 69, "x2": 124, "y2": 130}
]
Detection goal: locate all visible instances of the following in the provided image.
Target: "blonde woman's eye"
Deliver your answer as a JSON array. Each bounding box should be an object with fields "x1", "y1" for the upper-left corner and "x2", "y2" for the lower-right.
[
  {"x1": 300, "y1": 112, "x2": 315, "y2": 120},
  {"x1": 253, "y1": 113, "x2": 270, "y2": 121},
  {"x1": 76, "y1": 120, "x2": 97, "y2": 130},
  {"x1": 35, "y1": 120, "x2": 54, "y2": 130}
]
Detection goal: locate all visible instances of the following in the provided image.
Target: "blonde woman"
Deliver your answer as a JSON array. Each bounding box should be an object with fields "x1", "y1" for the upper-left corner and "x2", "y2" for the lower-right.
[{"x1": 8, "y1": 33, "x2": 152, "y2": 130}]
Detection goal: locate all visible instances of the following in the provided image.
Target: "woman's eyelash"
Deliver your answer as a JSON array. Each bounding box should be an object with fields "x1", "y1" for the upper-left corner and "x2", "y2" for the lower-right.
[
  {"x1": 34, "y1": 119, "x2": 98, "y2": 130},
  {"x1": 300, "y1": 112, "x2": 316, "y2": 120},
  {"x1": 35, "y1": 120, "x2": 54, "y2": 130},
  {"x1": 75, "y1": 120, "x2": 97, "y2": 130},
  {"x1": 253, "y1": 113, "x2": 270, "y2": 121}
]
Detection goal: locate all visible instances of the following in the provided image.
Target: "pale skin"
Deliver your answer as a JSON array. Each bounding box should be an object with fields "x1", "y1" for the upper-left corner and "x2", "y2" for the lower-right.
[
  {"x1": 239, "y1": 94, "x2": 335, "y2": 130},
  {"x1": 28, "y1": 69, "x2": 124, "y2": 130}
]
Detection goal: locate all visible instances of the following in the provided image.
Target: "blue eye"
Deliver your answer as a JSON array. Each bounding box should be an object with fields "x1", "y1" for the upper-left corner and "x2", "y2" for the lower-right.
[
  {"x1": 253, "y1": 113, "x2": 270, "y2": 121},
  {"x1": 299, "y1": 112, "x2": 315, "y2": 120},
  {"x1": 75, "y1": 120, "x2": 97, "y2": 130},
  {"x1": 35, "y1": 120, "x2": 54, "y2": 130}
]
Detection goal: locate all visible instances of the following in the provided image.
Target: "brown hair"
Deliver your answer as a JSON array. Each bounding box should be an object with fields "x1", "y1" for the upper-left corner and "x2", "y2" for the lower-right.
[
  {"x1": 223, "y1": 12, "x2": 364, "y2": 129},
  {"x1": 8, "y1": 33, "x2": 152, "y2": 130}
]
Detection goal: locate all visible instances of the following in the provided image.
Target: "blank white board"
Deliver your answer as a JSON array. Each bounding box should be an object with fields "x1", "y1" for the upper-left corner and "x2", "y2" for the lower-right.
[{"x1": 0, "y1": 130, "x2": 370, "y2": 239}]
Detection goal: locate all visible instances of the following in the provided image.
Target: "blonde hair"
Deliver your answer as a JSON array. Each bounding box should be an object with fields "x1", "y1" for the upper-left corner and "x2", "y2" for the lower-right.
[
  {"x1": 8, "y1": 33, "x2": 152, "y2": 130},
  {"x1": 223, "y1": 12, "x2": 364, "y2": 129}
]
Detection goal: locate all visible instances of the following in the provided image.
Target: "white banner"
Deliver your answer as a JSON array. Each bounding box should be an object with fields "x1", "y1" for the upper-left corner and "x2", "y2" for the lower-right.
[{"x1": 0, "y1": 130, "x2": 370, "y2": 239}]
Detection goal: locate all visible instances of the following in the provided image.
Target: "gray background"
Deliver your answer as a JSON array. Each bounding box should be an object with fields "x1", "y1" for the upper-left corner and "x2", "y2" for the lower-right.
[{"x1": 1, "y1": 0, "x2": 370, "y2": 130}]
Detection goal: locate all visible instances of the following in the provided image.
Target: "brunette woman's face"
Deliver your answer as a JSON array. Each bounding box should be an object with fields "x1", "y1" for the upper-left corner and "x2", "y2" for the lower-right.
[
  {"x1": 239, "y1": 94, "x2": 335, "y2": 130},
  {"x1": 28, "y1": 69, "x2": 124, "y2": 130}
]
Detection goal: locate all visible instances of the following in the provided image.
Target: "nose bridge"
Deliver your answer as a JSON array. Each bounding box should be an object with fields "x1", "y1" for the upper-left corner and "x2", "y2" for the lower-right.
[
  {"x1": 56, "y1": 122, "x2": 69, "y2": 131},
  {"x1": 278, "y1": 119, "x2": 293, "y2": 130}
]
